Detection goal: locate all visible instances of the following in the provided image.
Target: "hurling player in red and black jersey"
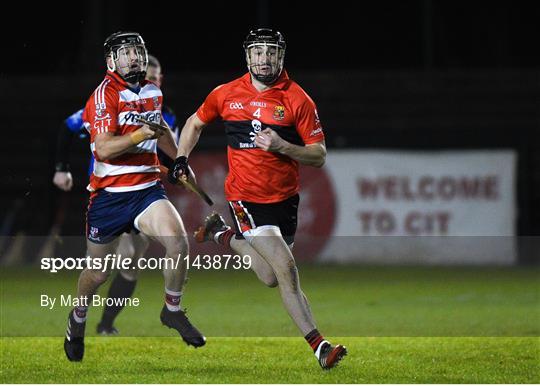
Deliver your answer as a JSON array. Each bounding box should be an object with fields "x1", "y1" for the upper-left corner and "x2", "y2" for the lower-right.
[{"x1": 169, "y1": 28, "x2": 346, "y2": 370}]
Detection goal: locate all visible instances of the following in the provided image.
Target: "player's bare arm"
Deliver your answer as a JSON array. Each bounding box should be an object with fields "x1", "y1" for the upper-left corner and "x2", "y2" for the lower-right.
[
  {"x1": 255, "y1": 128, "x2": 326, "y2": 167},
  {"x1": 176, "y1": 113, "x2": 207, "y2": 158},
  {"x1": 156, "y1": 118, "x2": 178, "y2": 159},
  {"x1": 94, "y1": 124, "x2": 162, "y2": 160}
]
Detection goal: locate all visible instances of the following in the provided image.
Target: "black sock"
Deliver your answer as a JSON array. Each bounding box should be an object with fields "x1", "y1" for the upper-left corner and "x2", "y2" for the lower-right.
[
  {"x1": 305, "y1": 329, "x2": 324, "y2": 352},
  {"x1": 100, "y1": 273, "x2": 136, "y2": 326}
]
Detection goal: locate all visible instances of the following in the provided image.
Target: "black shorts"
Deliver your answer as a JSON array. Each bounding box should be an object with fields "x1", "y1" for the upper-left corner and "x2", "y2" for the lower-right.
[{"x1": 228, "y1": 194, "x2": 299, "y2": 245}]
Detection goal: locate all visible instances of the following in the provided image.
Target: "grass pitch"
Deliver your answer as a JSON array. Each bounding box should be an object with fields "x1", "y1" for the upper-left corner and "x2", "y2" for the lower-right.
[
  {"x1": 1, "y1": 337, "x2": 538, "y2": 383},
  {"x1": 1, "y1": 265, "x2": 539, "y2": 383}
]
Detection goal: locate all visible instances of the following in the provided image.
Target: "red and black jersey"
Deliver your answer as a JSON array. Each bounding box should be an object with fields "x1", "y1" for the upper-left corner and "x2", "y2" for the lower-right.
[
  {"x1": 196, "y1": 71, "x2": 325, "y2": 203},
  {"x1": 82, "y1": 71, "x2": 163, "y2": 193}
]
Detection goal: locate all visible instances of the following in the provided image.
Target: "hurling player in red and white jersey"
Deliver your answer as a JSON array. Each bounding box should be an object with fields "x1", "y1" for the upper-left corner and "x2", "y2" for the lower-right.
[
  {"x1": 53, "y1": 55, "x2": 182, "y2": 337},
  {"x1": 168, "y1": 28, "x2": 346, "y2": 370},
  {"x1": 64, "y1": 32, "x2": 205, "y2": 362}
]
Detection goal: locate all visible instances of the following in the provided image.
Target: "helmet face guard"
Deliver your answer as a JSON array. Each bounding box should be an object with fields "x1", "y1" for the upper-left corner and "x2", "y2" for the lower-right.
[
  {"x1": 104, "y1": 32, "x2": 148, "y2": 84},
  {"x1": 244, "y1": 29, "x2": 286, "y2": 85}
]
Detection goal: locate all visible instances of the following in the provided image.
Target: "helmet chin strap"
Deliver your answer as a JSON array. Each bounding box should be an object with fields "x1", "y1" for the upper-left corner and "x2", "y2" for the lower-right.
[
  {"x1": 122, "y1": 70, "x2": 146, "y2": 84},
  {"x1": 250, "y1": 65, "x2": 282, "y2": 85},
  {"x1": 107, "y1": 62, "x2": 145, "y2": 84},
  {"x1": 253, "y1": 73, "x2": 279, "y2": 84}
]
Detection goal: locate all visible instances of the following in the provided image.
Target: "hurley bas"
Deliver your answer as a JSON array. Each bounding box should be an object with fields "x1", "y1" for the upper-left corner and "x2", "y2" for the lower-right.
[{"x1": 40, "y1": 294, "x2": 139, "y2": 310}]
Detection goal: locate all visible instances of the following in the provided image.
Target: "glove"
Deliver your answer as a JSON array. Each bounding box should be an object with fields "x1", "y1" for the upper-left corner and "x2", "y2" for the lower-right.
[{"x1": 168, "y1": 156, "x2": 189, "y2": 184}]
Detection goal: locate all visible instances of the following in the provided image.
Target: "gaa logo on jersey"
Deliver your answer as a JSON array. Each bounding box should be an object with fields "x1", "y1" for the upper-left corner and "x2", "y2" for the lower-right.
[
  {"x1": 153, "y1": 96, "x2": 161, "y2": 109},
  {"x1": 273, "y1": 105, "x2": 285, "y2": 120},
  {"x1": 229, "y1": 102, "x2": 244, "y2": 110}
]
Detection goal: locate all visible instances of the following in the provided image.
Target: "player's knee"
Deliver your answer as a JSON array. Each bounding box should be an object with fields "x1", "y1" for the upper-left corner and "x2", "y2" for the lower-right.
[
  {"x1": 90, "y1": 269, "x2": 110, "y2": 285},
  {"x1": 117, "y1": 241, "x2": 135, "y2": 260},
  {"x1": 176, "y1": 234, "x2": 189, "y2": 254},
  {"x1": 257, "y1": 271, "x2": 278, "y2": 288},
  {"x1": 263, "y1": 275, "x2": 278, "y2": 288}
]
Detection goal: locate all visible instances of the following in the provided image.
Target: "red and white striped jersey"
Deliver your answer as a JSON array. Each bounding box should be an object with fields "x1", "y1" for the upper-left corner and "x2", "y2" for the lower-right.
[{"x1": 82, "y1": 71, "x2": 163, "y2": 192}]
